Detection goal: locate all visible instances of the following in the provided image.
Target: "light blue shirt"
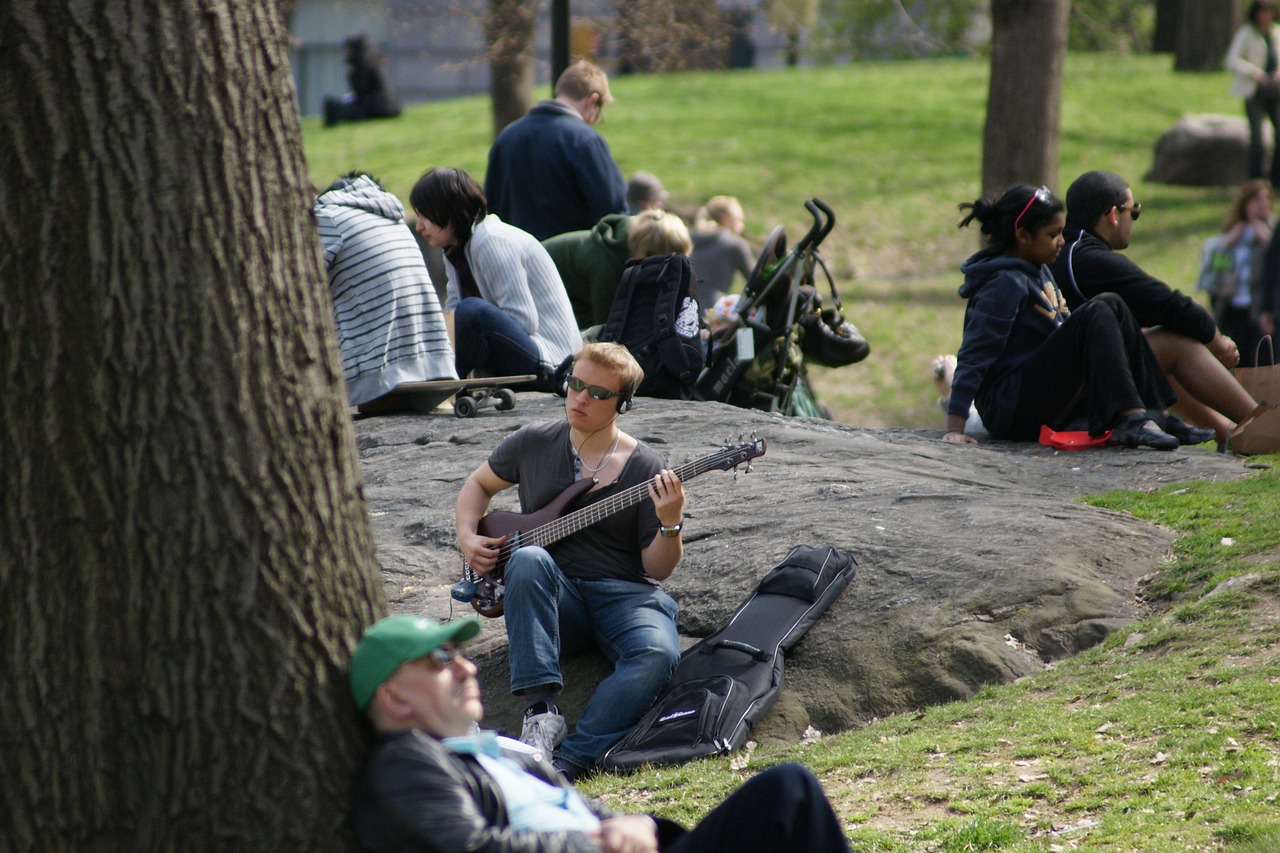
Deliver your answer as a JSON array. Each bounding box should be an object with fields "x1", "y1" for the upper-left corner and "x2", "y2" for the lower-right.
[{"x1": 443, "y1": 730, "x2": 601, "y2": 834}]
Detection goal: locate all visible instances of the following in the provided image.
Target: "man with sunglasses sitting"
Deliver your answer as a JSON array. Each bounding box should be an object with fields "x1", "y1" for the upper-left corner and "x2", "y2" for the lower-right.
[
  {"x1": 455, "y1": 342, "x2": 686, "y2": 782},
  {"x1": 1052, "y1": 170, "x2": 1255, "y2": 448},
  {"x1": 349, "y1": 614, "x2": 852, "y2": 852}
]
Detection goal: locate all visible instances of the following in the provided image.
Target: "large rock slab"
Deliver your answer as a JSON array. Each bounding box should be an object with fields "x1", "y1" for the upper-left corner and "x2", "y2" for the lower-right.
[
  {"x1": 353, "y1": 394, "x2": 1251, "y2": 741},
  {"x1": 1147, "y1": 113, "x2": 1262, "y2": 186}
]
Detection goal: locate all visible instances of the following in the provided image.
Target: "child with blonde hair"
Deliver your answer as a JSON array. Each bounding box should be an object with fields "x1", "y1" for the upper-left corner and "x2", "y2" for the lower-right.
[{"x1": 691, "y1": 195, "x2": 754, "y2": 308}]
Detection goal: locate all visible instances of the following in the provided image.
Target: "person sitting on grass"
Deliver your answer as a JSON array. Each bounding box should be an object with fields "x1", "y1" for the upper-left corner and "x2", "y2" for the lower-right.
[
  {"x1": 690, "y1": 196, "x2": 755, "y2": 309},
  {"x1": 349, "y1": 613, "x2": 853, "y2": 852},
  {"x1": 1052, "y1": 170, "x2": 1254, "y2": 448},
  {"x1": 945, "y1": 184, "x2": 1183, "y2": 450}
]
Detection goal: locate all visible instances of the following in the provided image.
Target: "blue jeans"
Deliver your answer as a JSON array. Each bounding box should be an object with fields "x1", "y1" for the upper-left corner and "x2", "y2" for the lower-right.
[
  {"x1": 453, "y1": 297, "x2": 550, "y2": 386},
  {"x1": 503, "y1": 547, "x2": 680, "y2": 770}
]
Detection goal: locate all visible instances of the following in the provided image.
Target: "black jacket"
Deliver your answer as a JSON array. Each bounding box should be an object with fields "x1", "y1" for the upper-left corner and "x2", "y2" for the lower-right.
[
  {"x1": 1052, "y1": 226, "x2": 1217, "y2": 344},
  {"x1": 351, "y1": 730, "x2": 615, "y2": 853}
]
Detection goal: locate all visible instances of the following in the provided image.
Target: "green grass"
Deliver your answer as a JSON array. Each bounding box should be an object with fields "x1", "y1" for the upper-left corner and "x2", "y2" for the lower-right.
[
  {"x1": 578, "y1": 461, "x2": 1280, "y2": 851},
  {"x1": 303, "y1": 52, "x2": 1244, "y2": 428},
  {"x1": 305, "y1": 58, "x2": 1280, "y2": 849}
]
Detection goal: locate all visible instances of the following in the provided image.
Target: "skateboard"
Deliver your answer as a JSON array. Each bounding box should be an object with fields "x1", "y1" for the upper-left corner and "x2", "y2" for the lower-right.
[{"x1": 357, "y1": 375, "x2": 538, "y2": 418}]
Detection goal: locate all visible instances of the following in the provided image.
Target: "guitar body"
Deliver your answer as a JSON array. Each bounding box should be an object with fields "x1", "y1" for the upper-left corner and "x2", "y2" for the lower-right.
[
  {"x1": 469, "y1": 478, "x2": 596, "y2": 617},
  {"x1": 462, "y1": 437, "x2": 766, "y2": 618}
]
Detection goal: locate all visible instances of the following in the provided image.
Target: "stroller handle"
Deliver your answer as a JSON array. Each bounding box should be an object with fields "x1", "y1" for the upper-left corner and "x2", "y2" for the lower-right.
[{"x1": 795, "y1": 198, "x2": 836, "y2": 254}]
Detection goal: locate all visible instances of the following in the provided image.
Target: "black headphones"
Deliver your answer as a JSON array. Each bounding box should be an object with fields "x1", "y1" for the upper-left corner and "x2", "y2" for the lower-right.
[{"x1": 617, "y1": 387, "x2": 634, "y2": 415}]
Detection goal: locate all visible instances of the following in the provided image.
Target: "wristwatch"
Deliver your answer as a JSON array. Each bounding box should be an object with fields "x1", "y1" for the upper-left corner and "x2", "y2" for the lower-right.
[{"x1": 660, "y1": 521, "x2": 683, "y2": 538}]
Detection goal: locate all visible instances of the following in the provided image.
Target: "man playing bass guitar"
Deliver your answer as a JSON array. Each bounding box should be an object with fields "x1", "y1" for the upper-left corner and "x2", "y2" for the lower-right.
[{"x1": 456, "y1": 342, "x2": 686, "y2": 782}]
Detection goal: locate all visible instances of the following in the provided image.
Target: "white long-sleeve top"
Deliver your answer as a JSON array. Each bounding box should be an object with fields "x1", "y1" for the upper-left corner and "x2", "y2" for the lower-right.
[
  {"x1": 444, "y1": 214, "x2": 583, "y2": 369},
  {"x1": 1226, "y1": 22, "x2": 1280, "y2": 99}
]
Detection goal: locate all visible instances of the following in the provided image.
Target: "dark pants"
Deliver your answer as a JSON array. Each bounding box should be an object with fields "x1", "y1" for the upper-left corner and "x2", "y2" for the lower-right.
[
  {"x1": 663, "y1": 763, "x2": 850, "y2": 853},
  {"x1": 1245, "y1": 92, "x2": 1280, "y2": 186},
  {"x1": 1218, "y1": 304, "x2": 1267, "y2": 368},
  {"x1": 453, "y1": 297, "x2": 553, "y2": 389},
  {"x1": 1004, "y1": 293, "x2": 1177, "y2": 439}
]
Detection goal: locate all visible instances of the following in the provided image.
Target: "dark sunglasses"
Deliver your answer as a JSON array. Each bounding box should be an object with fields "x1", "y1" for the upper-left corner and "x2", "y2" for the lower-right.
[
  {"x1": 1014, "y1": 185, "x2": 1055, "y2": 233},
  {"x1": 1116, "y1": 202, "x2": 1141, "y2": 221},
  {"x1": 425, "y1": 644, "x2": 465, "y2": 668},
  {"x1": 566, "y1": 375, "x2": 624, "y2": 401}
]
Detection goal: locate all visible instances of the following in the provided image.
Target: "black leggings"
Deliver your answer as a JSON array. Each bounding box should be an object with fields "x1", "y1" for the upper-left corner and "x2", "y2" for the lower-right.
[
  {"x1": 1003, "y1": 293, "x2": 1177, "y2": 439},
  {"x1": 663, "y1": 763, "x2": 850, "y2": 853}
]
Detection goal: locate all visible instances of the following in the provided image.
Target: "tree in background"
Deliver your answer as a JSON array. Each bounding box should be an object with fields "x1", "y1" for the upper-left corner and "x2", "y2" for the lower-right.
[
  {"x1": 818, "y1": 0, "x2": 1154, "y2": 58},
  {"x1": 1172, "y1": 0, "x2": 1242, "y2": 71},
  {"x1": 487, "y1": 0, "x2": 537, "y2": 135},
  {"x1": 615, "y1": 0, "x2": 733, "y2": 74},
  {"x1": 0, "y1": 1, "x2": 384, "y2": 848},
  {"x1": 982, "y1": 0, "x2": 1070, "y2": 198}
]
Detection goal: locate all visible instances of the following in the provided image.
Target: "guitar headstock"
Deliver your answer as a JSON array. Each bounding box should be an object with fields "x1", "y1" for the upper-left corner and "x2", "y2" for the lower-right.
[{"x1": 709, "y1": 435, "x2": 767, "y2": 472}]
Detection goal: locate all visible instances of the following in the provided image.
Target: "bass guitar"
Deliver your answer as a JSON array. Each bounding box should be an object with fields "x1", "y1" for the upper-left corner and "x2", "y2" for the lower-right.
[{"x1": 454, "y1": 437, "x2": 766, "y2": 617}]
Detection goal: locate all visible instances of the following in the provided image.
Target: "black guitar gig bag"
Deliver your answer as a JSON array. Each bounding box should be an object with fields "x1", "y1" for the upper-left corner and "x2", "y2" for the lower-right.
[{"x1": 599, "y1": 544, "x2": 856, "y2": 772}]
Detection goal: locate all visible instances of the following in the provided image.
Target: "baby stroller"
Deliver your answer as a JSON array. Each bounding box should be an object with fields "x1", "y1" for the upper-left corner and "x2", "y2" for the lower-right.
[{"x1": 696, "y1": 198, "x2": 869, "y2": 417}]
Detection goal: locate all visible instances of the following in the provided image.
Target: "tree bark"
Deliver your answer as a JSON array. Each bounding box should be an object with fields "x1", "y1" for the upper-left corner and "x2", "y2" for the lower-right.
[
  {"x1": 1174, "y1": 0, "x2": 1242, "y2": 72},
  {"x1": 0, "y1": 1, "x2": 385, "y2": 848},
  {"x1": 1153, "y1": 0, "x2": 1182, "y2": 52},
  {"x1": 982, "y1": 0, "x2": 1070, "y2": 199},
  {"x1": 487, "y1": 0, "x2": 537, "y2": 137}
]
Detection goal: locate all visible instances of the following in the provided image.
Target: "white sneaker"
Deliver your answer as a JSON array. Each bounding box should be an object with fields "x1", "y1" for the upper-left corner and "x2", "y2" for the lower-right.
[{"x1": 519, "y1": 702, "x2": 567, "y2": 757}]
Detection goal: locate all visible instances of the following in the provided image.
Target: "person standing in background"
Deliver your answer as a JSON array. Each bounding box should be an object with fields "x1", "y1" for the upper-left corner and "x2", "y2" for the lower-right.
[
  {"x1": 1227, "y1": 1, "x2": 1280, "y2": 186},
  {"x1": 484, "y1": 61, "x2": 627, "y2": 241}
]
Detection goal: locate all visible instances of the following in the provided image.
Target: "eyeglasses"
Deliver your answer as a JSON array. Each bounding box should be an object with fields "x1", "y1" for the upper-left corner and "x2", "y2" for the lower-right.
[
  {"x1": 1116, "y1": 202, "x2": 1141, "y2": 221},
  {"x1": 566, "y1": 375, "x2": 624, "y2": 401},
  {"x1": 425, "y1": 644, "x2": 466, "y2": 669},
  {"x1": 1014, "y1": 185, "x2": 1055, "y2": 233}
]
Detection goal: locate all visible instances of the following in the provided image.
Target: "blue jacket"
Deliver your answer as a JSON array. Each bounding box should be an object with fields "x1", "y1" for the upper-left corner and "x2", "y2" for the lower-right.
[
  {"x1": 950, "y1": 248, "x2": 1069, "y2": 439},
  {"x1": 485, "y1": 101, "x2": 627, "y2": 241}
]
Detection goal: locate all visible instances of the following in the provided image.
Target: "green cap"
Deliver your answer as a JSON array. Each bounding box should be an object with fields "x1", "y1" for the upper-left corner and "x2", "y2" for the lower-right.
[{"x1": 350, "y1": 615, "x2": 481, "y2": 710}]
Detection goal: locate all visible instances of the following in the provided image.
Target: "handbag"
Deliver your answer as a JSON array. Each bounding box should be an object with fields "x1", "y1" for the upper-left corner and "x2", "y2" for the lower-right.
[{"x1": 1228, "y1": 336, "x2": 1280, "y2": 455}]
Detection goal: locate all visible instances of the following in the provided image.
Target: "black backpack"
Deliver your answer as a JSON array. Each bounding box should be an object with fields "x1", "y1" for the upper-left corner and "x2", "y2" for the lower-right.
[
  {"x1": 599, "y1": 544, "x2": 857, "y2": 772},
  {"x1": 598, "y1": 253, "x2": 704, "y2": 400}
]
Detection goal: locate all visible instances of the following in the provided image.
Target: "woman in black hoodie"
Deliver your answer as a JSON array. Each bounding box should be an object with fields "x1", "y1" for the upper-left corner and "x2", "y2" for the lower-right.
[{"x1": 945, "y1": 185, "x2": 1180, "y2": 450}]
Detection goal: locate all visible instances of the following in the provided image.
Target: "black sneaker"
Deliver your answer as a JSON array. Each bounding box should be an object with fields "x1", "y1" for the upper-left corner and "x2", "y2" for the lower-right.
[
  {"x1": 1159, "y1": 414, "x2": 1216, "y2": 447},
  {"x1": 1109, "y1": 412, "x2": 1179, "y2": 451}
]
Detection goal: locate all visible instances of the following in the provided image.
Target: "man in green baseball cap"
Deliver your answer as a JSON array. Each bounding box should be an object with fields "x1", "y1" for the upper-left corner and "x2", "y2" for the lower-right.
[{"x1": 347, "y1": 614, "x2": 852, "y2": 852}]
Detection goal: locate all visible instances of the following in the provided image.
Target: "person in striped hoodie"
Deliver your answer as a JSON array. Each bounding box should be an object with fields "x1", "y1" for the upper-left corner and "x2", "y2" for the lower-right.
[{"x1": 315, "y1": 173, "x2": 456, "y2": 407}]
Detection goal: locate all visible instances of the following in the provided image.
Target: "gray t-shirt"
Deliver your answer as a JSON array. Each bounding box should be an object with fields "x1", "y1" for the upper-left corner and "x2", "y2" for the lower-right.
[{"x1": 487, "y1": 420, "x2": 665, "y2": 584}]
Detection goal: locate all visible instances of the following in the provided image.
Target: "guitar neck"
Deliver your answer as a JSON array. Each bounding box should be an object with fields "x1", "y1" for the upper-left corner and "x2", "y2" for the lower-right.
[{"x1": 521, "y1": 457, "x2": 705, "y2": 552}]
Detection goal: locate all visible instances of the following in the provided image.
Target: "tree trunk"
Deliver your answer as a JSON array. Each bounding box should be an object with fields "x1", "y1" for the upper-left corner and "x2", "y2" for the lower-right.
[
  {"x1": 0, "y1": 1, "x2": 385, "y2": 848},
  {"x1": 1175, "y1": 0, "x2": 1242, "y2": 72},
  {"x1": 982, "y1": 0, "x2": 1070, "y2": 199},
  {"x1": 487, "y1": 0, "x2": 537, "y2": 137},
  {"x1": 1153, "y1": 0, "x2": 1182, "y2": 52}
]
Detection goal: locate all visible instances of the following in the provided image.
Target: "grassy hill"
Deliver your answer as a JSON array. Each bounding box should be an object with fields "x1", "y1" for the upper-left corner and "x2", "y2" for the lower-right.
[
  {"x1": 304, "y1": 52, "x2": 1243, "y2": 428},
  {"x1": 306, "y1": 56, "x2": 1280, "y2": 851}
]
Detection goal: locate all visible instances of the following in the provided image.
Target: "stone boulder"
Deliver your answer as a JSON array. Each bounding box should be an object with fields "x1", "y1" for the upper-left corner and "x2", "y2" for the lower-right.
[
  {"x1": 354, "y1": 394, "x2": 1251, "y2": 744},
  {"x1": 1147, "y1": 114, "x2": 1263, "y2": 186}
]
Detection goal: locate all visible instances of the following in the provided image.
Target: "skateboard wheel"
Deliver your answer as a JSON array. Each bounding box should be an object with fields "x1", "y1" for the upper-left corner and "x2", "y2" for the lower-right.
[
  {"x1": 494, "y1": 389, "x2": 516, "y2": 411},
  {"x1": 454, "y1": 396, "x2": 477, "y2": 418}
]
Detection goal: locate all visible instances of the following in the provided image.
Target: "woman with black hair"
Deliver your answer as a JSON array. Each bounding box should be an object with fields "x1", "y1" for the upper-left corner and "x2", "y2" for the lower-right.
[
  {"x1": 410, "y1": 167, "x2": 581, "y2": 389},
  {"x1": 945, "y1": 185, "x2": 1180, "y2": 450}
]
